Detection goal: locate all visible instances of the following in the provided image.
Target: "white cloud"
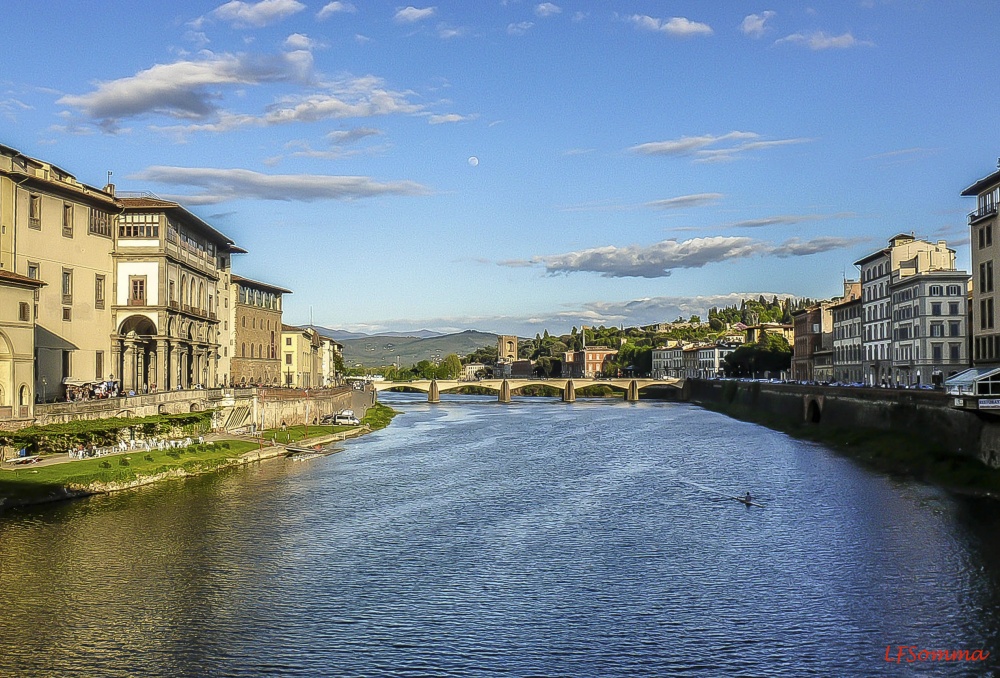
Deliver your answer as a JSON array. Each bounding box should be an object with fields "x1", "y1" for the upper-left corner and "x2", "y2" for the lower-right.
[
  {"x1": 132, "y1": 165, "x2": 431, "y2": 204},
  {"x1": 507, "y1": 21, "x2": 534, "y2": 35},
  {"x1": 427, "y1": 113, "x2": 473, "y2": 124},
  {"x1": 394, "y1": 6, "x2": 436, "y2": 23},
  {"x1": 776, "y1": 31, "x2": 873, "y2": 50},
  {"x1": 145, "y1": 75, "x2": 425, "y2": 137},
  {"x1": 502, "y1": 234, "x2": 856, "y2": 278},
  {"x1": 644, "y1": 193, "x2": 724, "y2": 210},
  {"x1": 326, "y1": 127, "x2": 383, "y2": 144},
  {"x1": 535, "y1": 3, "x2": 561, "y2": 17},
  {"x1": 211, "y1": 0, "x2": 305, "y2": 28},
  {"x1": 437, "y1": 24, "x2": 468, "y2": 39},
  {"x1": 629, "y1": 131, "x2": 813, "y2": 162},
  {"x1": 316, "y1": 1, "x2": 356, "y2": 19},
  {"x1": 284, "y1": 33, "x2": 317, "y2": 51},
  {"x1": 741, "y1": 11, "x2": 775, "y2": 38},
  {"x1": 58, "y1": 52, "x2": 312, "y2": 130},
  {"x1": 630, "y1": 14, "x2": 713, "y2": 37}
]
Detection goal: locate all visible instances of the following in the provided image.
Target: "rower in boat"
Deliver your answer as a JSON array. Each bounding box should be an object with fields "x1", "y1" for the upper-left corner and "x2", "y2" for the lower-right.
[{"x1": 744, "y1": 491, "x2": 753, "y2": 504}]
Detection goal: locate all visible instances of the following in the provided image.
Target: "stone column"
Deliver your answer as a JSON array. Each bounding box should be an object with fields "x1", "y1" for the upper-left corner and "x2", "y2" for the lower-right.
[
  {"x1": 155, "y1": 340, "x2": 169, "y2": 392},
  {"x1": 123, "y1": 342, "x2": 137, "y2": 393},
  {"x1": 428, "y1": 379, "x2": 440, "y2": 403},
  {"x1": 498, "y1": 379, "x2": 511, "y2": 403},
  {"x1": 170, "y1": 345, "x2": 181, "y2": 390},
  {"x1": 626, "y1": 379, "x2": 639, "y2": 402},
  {"x1": 110, "y1": 339, "x2": 122, "y2": 389}
]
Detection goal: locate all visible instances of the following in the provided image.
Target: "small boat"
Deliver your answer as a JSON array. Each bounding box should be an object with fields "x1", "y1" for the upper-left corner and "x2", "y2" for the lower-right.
[
  {"x1": 284, "y1": 445, "x2": 337, "y2": 460},
  {"x1": 732, "y1": 495, "x2": 765, "y2": 508}
]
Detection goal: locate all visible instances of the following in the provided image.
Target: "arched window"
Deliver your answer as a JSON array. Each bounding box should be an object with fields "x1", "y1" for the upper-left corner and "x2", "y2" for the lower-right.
[
  {"x1": 241, "y1": 342, "x2": 246, "y2": 357},
  {"x1": 258, "y1": 344, "x2": 263, "y2": 360},
  {"x1": 19, "y1": 385, "x2": 30, "y2": 406}
]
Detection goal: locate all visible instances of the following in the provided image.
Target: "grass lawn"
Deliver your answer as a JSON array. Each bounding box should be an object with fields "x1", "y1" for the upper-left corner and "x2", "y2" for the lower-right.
[{"x1": 0, "y1": 440, "x2": 259, "y2": 502}]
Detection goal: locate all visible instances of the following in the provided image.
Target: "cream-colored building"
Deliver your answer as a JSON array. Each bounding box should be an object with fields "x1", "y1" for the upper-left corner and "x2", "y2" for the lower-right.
[
  {"x1": 281, "y1": 325, "x2": 322, "y2": 388},
  {"x1": 318, "y1": 334, "x2": 343, "y2": 387},
  {"x1": 0, "y1": 144, "x2": 120, "y2": 400},
  {"x1": 114, "y1": 196, "x2": 241, "y2": 392},
  {"x1": 962, "y1": 168, "x2": 1000, "y2": 367},
  {"x1": 854, "y1": 234, "x2": 956, "y2": 385},
  {"x1": 0, "y1": 270, "x2": 45, "y2": 417}
]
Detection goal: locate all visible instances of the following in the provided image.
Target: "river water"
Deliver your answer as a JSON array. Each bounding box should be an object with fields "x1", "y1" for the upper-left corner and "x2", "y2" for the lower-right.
[{"x1": 0, "y1": 394, "x2": 998, "y2": 676}]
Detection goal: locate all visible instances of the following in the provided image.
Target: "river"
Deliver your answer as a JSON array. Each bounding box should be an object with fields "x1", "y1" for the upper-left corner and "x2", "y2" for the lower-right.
[{"x1": 0, "y1": 394, "x2": 997, "y2": 676}]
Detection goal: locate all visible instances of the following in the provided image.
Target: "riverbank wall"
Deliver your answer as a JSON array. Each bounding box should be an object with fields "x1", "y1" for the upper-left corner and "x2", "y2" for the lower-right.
[
  {"x1": 686, "y1": 379, "x2": 1000, "y2": 469},
  {"x1": 2, "y1": 386, "x2": 376, "y2": 434}
]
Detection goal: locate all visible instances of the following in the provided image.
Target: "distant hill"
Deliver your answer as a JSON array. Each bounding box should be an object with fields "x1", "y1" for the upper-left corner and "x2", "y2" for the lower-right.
[
  {"x1": 339, "y1": 329, "x2": 498, "y2": 368},
  {"x1": 313, "y1": 327, "x2": 445, "y2": 341}
]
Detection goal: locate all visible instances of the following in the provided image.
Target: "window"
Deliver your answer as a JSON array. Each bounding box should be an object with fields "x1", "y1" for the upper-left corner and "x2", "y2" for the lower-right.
[
  {"x1": 89, "y1": 208, "x2": 112, "y2": 237},
  {"x1": 62, "y1": 203, "x2": 73, "y2": 237},
  {"x1": 286, "y1": 337, "x2": 292, "y2": 346},
  {"x1": 950, "y1": 321, "x2": 961, "y2": 337},
  {"x1": 28, "y1": 194, "x2": 41, "y2": 229},
  {"x1": 129, "y1": 276, "x2": 146, "y2": 306},
  {"x1": 984, "y1": 262, "x2": 996, "y2": 292},
  {"x1": 930, "y1": 323, "x2": 943, "y2": 337},
  {"x1": 62, "y1": 307, "x2": 72, "y2": 322},
  {"x1": 62, "y1": 351, "x2": 71, "y2": 379},
  {"x1": 96, "y1": 351, "x2": 104, "y2": 380},
  {"x1": 929, "y1": 285, "x2": 942, "y2": 296},
  {"x1": 241, "y1": 343, "x2": 246, "y2": 357},
  {"x1": 119, "y1": 212, "x2": 160, "y2": 238},
  {"x1": 931, "y1": 303, "x2": 942, "y2": 316},
  {"x1": 950, "y1": 343, "x2": 961, "y2": 361},
  {"x1": 18, "y1": 302, "x2": 30, "y2": 322},
  {"x1": 947, "y1": 285, "x2": 962, "y2": 296},
  {"x1": 95, "y1": 275, "x2": 105, "y2": 309},
  {"x1": 285, "y1": 353, "x2": 292, "y2": 364},
  {"x1": 169, "y1": 280, "x2": 176, "y2": 305},
  {"x1": 949, "y1": 302, "x2": 960, "y2": 316},
  {"x1": 61, "y1": 268, "x2": 73, "y2": 305}
]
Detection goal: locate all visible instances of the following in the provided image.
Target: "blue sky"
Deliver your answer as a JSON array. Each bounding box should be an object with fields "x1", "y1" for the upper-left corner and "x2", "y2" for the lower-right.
[{"x1": 2, "y1": 1, "x2": 996, "y2": 336}]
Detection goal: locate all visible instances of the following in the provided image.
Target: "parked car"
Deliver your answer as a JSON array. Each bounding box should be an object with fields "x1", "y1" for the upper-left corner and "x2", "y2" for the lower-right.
[{"x1": 333, "y1": 411, "x2": 360, "y2": 425}]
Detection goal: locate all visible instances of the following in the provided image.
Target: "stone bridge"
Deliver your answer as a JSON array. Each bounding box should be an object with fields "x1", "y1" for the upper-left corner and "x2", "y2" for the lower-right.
[{"x1": 373, "y1": 378, "x2": 683, "y2": 403}]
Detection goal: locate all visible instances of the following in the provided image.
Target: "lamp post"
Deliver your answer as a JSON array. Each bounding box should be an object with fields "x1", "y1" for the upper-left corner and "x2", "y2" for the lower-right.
[{"x1": 41, "y1": 376, "x2": 46, "y2": 403}]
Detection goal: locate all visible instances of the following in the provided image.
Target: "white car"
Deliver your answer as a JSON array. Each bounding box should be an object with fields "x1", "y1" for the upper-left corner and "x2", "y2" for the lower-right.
[{"x1": 333, "y1": 414, "x2": 360, "y2": 425}]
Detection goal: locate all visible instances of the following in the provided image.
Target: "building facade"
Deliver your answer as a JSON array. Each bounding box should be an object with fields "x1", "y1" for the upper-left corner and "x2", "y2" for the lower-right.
[
  {"x1": 831, "y1": 296, "x2": 863, "y2": 383},
  {"x1": 962, "y1": 168, "x2": 1000, "y2": 367},
  {"x1": 889, "y1": 269, "x2": 970, "y2": 386},
  {"x1": 0, "y1": 271, "x2": 45, "y2": 417},
  {"x1": 228, "y1": 275, "x2": 290, "y2": 387},
  {"x1": 114, "y1": 196, "x2": 241, "y2": 392},
  {"x1": 562, "y1": 346, "x2": 618, "y2": 378},
  {"x1": 855, "y1": 234, "x2": 956, "y2": 386},
  {"x1": 281, "y1": 325, "x2": 321, "y2": 388},
  {"x1": 0, "y1": 144, "x2": 119, "y2": 399}
]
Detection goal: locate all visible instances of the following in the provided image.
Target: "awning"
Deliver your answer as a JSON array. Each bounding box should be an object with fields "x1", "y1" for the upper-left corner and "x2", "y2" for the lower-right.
[{"x1": 944, "y1": 367, "x2": 1000, "y2": 393}]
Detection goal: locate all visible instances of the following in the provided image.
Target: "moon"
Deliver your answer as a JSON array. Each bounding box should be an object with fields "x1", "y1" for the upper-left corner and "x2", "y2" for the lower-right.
[{"x1": 468, "y1": 156, "x2": 479, "y2": 167}]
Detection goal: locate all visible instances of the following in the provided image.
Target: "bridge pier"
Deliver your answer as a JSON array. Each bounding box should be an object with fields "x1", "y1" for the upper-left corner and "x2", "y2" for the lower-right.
[
  {"x1": 562, "y1": 380, "x2": 576, "y2": 402},
  {"x1": 498, "y1": 379, "x2": 511, "y2": 403},
  {"x1": 428, "y1": 379, "x2": 440, "y2": 403},
  {"x1": 626, "y1": 380, "x2": 639, "y2": 402}
]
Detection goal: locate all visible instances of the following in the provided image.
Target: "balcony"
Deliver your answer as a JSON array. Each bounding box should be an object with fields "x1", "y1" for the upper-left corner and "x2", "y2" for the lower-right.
[
  {"x1": 128, "y1": 298, "x2": 146, "y2": 307},
  {"x1": 969, "y1": 205, "x2": 998, "y2": 225}
]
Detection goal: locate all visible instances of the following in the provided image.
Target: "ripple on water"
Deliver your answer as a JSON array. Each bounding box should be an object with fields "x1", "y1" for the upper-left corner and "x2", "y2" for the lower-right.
[{"x1": 0, "y1": 395, "x2": 997, "y2": 677}]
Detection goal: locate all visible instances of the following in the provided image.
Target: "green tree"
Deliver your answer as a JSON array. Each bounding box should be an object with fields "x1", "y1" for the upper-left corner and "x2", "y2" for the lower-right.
[{"x1": 437, "y1": 354, "x2": 463, "y2": 379}]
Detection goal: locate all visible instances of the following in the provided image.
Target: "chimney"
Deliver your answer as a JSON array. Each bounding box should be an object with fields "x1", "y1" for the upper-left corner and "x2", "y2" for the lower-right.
[{"x1": 103, "y1": 183, "x2": 116, "y2": 197}]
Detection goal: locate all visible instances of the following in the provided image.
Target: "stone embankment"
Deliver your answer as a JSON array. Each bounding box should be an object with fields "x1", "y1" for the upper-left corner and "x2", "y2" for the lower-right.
[{"x1": 686, "y1": 379, "x2": 1000, "y2": 469}]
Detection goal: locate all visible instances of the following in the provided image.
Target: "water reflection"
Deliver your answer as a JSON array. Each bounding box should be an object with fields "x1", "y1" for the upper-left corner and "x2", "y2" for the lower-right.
[{"x1": 0, "y1": 395, "x2": 996, "y2": 676}]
